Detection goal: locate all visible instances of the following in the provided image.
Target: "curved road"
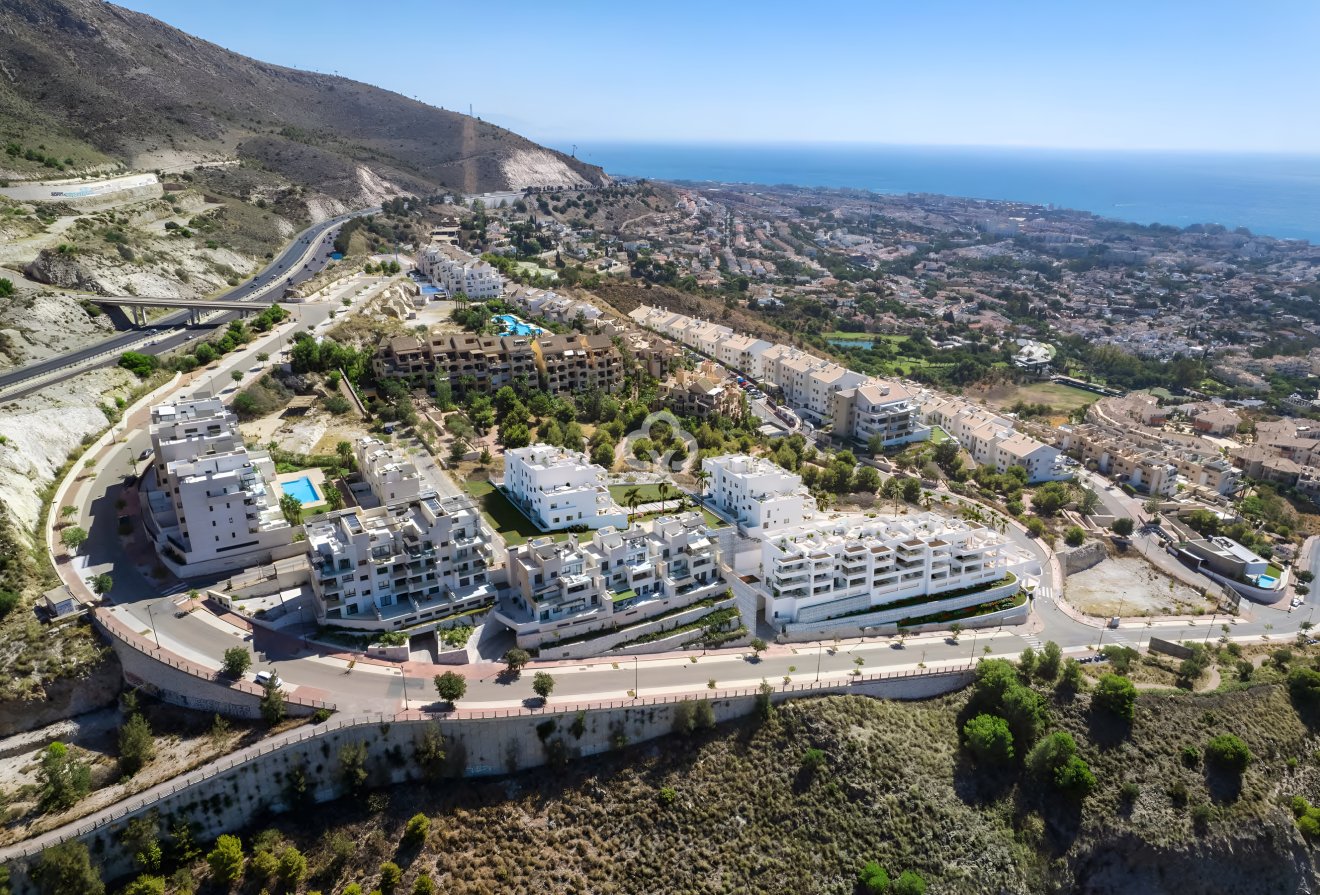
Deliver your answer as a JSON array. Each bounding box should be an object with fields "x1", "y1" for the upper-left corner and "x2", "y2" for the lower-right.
[{"x1": 0, "y1": 207, "x2": 377, "y2": 398}]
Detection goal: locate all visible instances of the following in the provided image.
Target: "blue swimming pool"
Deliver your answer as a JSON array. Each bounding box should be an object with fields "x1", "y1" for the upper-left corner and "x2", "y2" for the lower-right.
[
  {"x1": 1257, "y1": 574, "x2": 1278, "y2": 589},
  {"x1": 420, "y1": 284, "x2": 440, "y2": 295},
  {"x1": 494, "y1": 314, "x2": 546, "y2": 337},
  {"x1": 283, "y1": 476, "x2": 320, "y2": 505}
]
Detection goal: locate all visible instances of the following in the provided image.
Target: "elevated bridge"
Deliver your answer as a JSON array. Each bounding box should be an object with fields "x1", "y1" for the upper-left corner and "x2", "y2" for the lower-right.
[{"x1": 89, "y1": 296, "x2": 282, "y2": 326}]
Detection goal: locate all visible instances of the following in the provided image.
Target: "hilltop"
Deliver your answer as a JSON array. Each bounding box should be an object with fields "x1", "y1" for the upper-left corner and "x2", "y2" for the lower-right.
[{"x1": 0, "y1": 0, "x2": 606, "y2": 199}]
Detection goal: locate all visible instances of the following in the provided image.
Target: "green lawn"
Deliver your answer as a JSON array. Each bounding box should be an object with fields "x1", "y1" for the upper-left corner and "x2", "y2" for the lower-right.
[
  {"x1": 985, "y1": 381, "x2": 1098, "y2": 413},
  {"x1": 929, "y1": 426, "x2": 952, "y2": 445},
  {"x1": 608, "y1": 483, "x2": 670, "y2": 505},
  {"x1": 463, "y1": 479, "x2": 568, "y2": 546}
]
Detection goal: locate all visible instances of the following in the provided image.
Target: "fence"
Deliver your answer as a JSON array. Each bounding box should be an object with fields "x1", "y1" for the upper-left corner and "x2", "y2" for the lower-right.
[{"x1": 0, "y1": 662, "x2": 973, "y2": 862}]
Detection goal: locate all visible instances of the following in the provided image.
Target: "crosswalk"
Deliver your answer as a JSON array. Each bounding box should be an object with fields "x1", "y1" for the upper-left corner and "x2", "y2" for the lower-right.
[{"x1": 1021, "y1": 634, "x2": 1045, "y2": 650}]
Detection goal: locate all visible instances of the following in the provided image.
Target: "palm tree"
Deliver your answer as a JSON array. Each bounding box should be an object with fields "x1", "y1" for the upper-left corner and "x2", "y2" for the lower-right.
[
  {"x1": 657, "y1": 482, "x2": 673, "y2": 515},
  {"x1": 624, "y1": 486, "x2": 641, "y2": 524},
  {"x1": 692, "y1": 468, "x2": 710, "y2": 498}
]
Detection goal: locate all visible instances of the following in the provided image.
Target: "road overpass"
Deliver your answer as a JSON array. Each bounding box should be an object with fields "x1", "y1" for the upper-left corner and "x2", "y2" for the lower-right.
[
  {"x1": 90, "y1": 296, "x2": 283, "y2": 326},
  {"x1": 0, "y1": 206, "x2": 377, "y2": 400}
]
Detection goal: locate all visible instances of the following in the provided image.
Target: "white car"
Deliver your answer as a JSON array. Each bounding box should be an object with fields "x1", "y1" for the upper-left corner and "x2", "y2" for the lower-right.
[{"x1": 254, "y1": 670, "x2": 283, "y2": 688}]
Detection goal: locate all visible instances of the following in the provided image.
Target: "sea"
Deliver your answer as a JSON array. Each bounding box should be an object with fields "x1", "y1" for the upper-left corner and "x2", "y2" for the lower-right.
[{"x1": 560, "y1": 143, "x2": 1320, "y2": 244}]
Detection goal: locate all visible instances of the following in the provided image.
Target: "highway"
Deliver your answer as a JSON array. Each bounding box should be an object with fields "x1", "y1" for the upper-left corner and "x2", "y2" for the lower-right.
[{"x1": 0, "y1": 207, "x2": 377, "y2": 399}]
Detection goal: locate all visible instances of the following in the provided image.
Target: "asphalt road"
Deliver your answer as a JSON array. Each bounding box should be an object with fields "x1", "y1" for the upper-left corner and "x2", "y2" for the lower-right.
[{"x1": 0, "y1": 207, "x2": 377, "y2": 398}]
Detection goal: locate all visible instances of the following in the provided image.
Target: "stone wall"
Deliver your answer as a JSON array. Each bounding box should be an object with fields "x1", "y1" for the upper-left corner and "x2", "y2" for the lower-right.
[
  {"x1": 1060, "y1": 541, "x2": 1108, "y2": 576},
  {"x1": 2, "y1": 669, "x2": 971, "y2": 890},
  {"x1": 535, "y1": 595, "x2": 737, "y2": 660}
]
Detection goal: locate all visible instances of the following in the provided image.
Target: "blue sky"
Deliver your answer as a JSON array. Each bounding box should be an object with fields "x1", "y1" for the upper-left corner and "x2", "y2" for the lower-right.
[{"x1": 116, "y1": 0, "x2": 1320, "y2": 153}]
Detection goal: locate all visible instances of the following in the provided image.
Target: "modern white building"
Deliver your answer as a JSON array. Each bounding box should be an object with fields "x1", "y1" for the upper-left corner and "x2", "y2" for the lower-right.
[
  {"x1": 503, "y1": 443, "x2": 628, "y2": 532},
  {"x1": 304, "y1": 490, "x2": 498, "y2": 629},
  {"x1": 496, "y1": 512, "x2": 726, "y2": 648},
  {"x1": 142, "y1": 399, "x2": 293, "y2": 574},
  {"x1": 416, "y1": 244, "x2": 503, "y2": 300},
  {"x1": 702, "y1": 454, "x2": 817, "y2": 535},
  {"x1": 761, "y1": 514, "x2": 1027, "y2": 626},
  {"x1": 354, "y1": 436, "x2": 422, "y2": 505}
]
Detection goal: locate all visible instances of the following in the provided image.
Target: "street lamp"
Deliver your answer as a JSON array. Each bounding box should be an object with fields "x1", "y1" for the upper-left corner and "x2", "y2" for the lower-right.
[
  {"x1": 633, "y1": 655, "x2": 639, "y2": 699},
  {"x1": 815, "y1": 641, "x2": 822, "y2": 683},
  {"x1": 147, "y1": 603, "x2": 160, "y2": 649}
]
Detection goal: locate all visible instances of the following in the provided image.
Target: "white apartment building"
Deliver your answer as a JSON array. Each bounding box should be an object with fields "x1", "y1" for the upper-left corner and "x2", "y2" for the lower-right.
[
  {"x1": 354, "y1": 436, "x2": 422, "y2": 505},
  {"x1": 497, "y1": 512, "x2": 725, "y2": 648},
  {"x1": 304, "y1": 490, "x2": 498, "y2": 629},
  {"x1": 703, "y1": 454, "x2": 817, "y2": 534},
  {"x1": 416, "y1": 244, "x2": 503, "y2": 300},
  {"x1": 923, "y1": 394, "x2": 1072, "y2": 483},
  {"x1": 761, "y1": 514, "x2": 1025, "y2": 626},
  {"x1": 143, "y1": 399, "x2": 292, "y2": 573},
  {"x1": 503, "y1": 443, "x2": 628, "y2": 531}
]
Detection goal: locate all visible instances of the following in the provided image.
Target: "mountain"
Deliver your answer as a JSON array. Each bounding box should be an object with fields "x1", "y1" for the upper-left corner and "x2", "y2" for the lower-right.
[{"x1": 0, "y1": 0, "x2": 606, "y2": 199}]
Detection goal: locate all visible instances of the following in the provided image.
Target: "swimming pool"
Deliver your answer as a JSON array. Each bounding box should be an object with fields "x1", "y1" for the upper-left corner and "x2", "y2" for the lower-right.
[
  {"x1": 494, "y1": 314, "x2": 546, "y2": 337},
  {"x1": 1257, "y1": 574, "x2": 1279, "y2": 589},
  {"x1": 282, "y1": 475, "x2": 320, "y2": 505}
]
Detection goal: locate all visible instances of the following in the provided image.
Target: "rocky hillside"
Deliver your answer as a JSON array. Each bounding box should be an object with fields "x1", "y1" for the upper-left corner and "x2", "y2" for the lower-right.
[
  {"x1": 0, "y1": 0, "x2": 606, "y2": 198},
  {"x1": 77, "y1": 676, "x2": 1320, "y2": 895}
]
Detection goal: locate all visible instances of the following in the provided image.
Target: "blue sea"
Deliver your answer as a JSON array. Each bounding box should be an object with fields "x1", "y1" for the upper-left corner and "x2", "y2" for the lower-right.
[{"x1": 561, "y1": 143, "x2": 1320, "y2": 244}]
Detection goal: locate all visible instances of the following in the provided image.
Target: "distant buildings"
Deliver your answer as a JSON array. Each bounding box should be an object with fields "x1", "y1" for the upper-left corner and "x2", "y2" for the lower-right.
[
  {"x1": 703, "y1": 454, "x2": 817, "y2": 535},
  {"x1": 416, "y1": 244, "x2": 502, "y2": 300},
  {"x1": 660, "y1": 363, "x2": 743, "y2": 420},
  {"x1": 304, "y1": 490, "x2": 497, "y2": 630},
  {"x1": 923, "y1": 395, "x2": 1072, "y2": 483},
  {"x1": 503, "y1": 443, "x2": 628, "y2": 532},
  {"x1": 497, "y1": 512, "x2": 725, "y2": 648},
  {"x1": 373, "y1": 329, "x2": 622, "y2": 396},
  {"x1": 628, "y1": 305, "x2": 925, "y2": 448},
  {"x1": 142, "y1": 398, "x2": 292, "y2": 574}
]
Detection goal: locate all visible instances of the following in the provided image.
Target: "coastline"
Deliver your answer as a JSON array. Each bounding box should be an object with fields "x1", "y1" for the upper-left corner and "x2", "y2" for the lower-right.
[{"x1": 560, "y1": 142, "x2": 1320, "y2": 244}]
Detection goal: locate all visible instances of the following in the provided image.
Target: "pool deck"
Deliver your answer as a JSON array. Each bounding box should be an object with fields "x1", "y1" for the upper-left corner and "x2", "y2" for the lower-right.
[{"x1": 274, "y1": 468, "x2": 328, "y2": 509}]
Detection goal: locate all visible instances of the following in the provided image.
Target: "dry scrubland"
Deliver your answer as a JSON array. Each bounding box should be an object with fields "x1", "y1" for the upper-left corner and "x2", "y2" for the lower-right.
[{"x1": 132, "y1": 682, "x2": 1320, "y2": 895}]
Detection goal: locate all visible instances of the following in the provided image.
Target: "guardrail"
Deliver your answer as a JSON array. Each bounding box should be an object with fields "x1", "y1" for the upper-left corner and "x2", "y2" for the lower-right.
[{"x1": 0, "y1": 662, "x2": 972, "y2": 861}]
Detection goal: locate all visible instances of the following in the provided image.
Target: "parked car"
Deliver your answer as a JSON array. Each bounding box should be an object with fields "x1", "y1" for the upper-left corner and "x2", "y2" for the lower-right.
[{"x1": 254, "y1": 670, "x2": 282, "y2": 688}]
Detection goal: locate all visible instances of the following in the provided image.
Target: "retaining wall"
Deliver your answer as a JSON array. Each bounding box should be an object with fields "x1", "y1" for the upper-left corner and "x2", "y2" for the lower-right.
[
  {"x1": 535, "y1": 596, "x2": 737, "y2": 661},
  {"x1": 1060, "y1": 541, "x2": 1107, "y2": 576},
  {"x1": 1, "y1": 666, "x2": 972, "y2": 889}
]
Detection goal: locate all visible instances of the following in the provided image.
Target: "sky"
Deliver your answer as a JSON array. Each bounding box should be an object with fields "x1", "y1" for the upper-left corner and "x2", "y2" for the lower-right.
[{"x1": 114, "y1": 0, "x2": 1320, "y2": 154}]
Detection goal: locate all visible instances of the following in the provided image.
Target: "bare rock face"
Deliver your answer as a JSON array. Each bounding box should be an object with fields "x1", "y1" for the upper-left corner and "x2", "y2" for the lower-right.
[{"x1": 24, "y1": 248, "x2": 102, "y2": 292}]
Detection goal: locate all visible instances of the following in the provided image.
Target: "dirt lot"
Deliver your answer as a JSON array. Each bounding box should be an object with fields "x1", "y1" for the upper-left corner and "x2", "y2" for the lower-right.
[{"x1": 1066, "y1": 555, "x2": 1215, "y2": 617}]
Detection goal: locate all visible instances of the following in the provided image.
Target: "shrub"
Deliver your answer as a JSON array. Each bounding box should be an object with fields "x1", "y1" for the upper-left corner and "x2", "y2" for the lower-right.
[
  {"x1": 1288, "y1": 667, "x2": 1320, "y2": 706},
  {"x1": 118, "y1": 351, "x2": 159, "y2": 379},
  {"x1": 206, "y1": 834, "x2": 244, "y2": 884},
  {"x1": 403, "y1": 813, "x2": 430, "y2": 847},
  {"x1": 857, "y1": 861, "x2": 890, "y2": 894},
  {"x1": 1180, "y1": 744, "x2": 1201, "y2": 768},
  {"x1": 1064, "y1": 526, "x2": 1086, "y2": 547},
  {"x1": 962, "y1": 713, "x2": 1014, "y2": 766},
  {"x1": 379, "y1": 861, "x2": 402, "y2": 894},
  {"x1": 800, "y1": 747, "x2": 827, "y2": 772},
  {"x1": 38, "y1": 742, "x2": 91, "y2": 811},
  {"x1": 276, "y1": 846, "x2": 306, "y2": 889},
  {"x1": 1111, "y1": 517, "x2": 1135, "y2": 536},
  {"x1": 221, "y1": 647, "x2": 251, "y2": 679},
  {"x1": 1204, "y1": 734, "x2": 1252, "y2": 773},
  {"x1": 1093, "y1": 674, "x2": 1137, "y2": 721},
  {"x1": 657, "y1": 786, "x2": 677, "y2": 806},
  {"x1": 118, "y1": 713, "x2": 155, "y2": 776},
  {"x1": 33, "y1": 841, "x2": 104, "y2": 895},
  {"x1": 893, "y1": 870, "x2": 928, "y2": 895},
  {"x1": 1028, "y1": 731, "x2": 1095, "y2": 796},
  {"x1": 1120, "y1": 781, "x2": 1141, "y2": 803}
]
